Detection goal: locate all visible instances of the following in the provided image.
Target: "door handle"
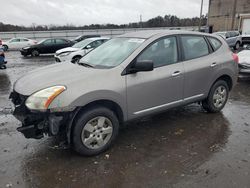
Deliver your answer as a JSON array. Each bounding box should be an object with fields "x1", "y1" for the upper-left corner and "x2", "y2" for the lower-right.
[
  {"x1": 172, "y1": 71, "x2": 181, "y2": 77},
  {"x1": 210, "y1": 62, "x2": 217, "y2": 67}
]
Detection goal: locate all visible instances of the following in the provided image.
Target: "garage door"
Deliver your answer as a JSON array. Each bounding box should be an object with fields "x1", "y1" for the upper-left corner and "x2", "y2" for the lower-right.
[{"x1": 242, "y1": 18, "x2": 250, "y2": 35}]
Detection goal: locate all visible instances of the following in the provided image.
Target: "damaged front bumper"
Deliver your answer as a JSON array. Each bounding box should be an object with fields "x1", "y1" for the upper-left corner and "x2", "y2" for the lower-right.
[{"x1": 9, "y1": 91, "x2": 72, "y2": 139}]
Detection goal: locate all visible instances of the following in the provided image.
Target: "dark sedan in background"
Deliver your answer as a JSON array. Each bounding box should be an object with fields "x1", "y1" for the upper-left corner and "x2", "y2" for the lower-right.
[
  {"x1": 20, "y1": 38, "x2": 74, "y2": 57},
  {"x1": 73, "y1": 34, "x2": 101, "y2": 43}
]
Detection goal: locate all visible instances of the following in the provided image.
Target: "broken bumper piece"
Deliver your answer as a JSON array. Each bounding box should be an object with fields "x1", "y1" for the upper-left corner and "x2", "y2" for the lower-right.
[{"x1": 10, "y1": 91, "x2": 70, "y2": 139}]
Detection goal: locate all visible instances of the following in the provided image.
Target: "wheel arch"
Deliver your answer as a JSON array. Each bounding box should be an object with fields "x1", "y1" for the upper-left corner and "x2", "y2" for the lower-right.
[
  {"x1": 213, "y1": 74, "x2": 233, "y2": 91},
  {"x1": 67, "y1": 99, "x2": 124, "y2": 144}
]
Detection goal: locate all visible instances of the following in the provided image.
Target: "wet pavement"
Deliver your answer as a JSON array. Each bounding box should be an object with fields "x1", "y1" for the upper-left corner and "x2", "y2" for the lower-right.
[{"x1": 0, "y1": 51, "x2": 250, "y2": 188}]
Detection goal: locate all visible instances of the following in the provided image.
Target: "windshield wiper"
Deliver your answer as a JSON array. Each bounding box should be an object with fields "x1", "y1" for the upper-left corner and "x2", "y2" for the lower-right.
[{"x1": 78, "y1": 61, "x2": 94, "y2": 68}]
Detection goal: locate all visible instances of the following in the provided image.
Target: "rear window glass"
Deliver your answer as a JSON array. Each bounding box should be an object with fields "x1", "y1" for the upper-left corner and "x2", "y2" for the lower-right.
[
  {"x1": 208, "y1": 37, "x2": 222, "y2": 51},
  {"x1": 181, "y1": 36, "x2": 209, "y2": 60}
]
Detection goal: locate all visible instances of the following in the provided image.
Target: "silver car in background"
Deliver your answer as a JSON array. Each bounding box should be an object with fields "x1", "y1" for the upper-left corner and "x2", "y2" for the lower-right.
[
  {"x1": 10, "y1": 30, "x2": 238, "y2": 156},
  {"x1": 214, "y1": 31, "x2": 242, "y2": 50}
]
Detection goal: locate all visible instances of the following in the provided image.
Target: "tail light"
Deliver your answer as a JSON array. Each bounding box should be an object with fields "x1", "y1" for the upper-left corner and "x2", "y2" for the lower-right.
[{"x1": 232, "y1": 53, "x2": 239, "y2": 64}]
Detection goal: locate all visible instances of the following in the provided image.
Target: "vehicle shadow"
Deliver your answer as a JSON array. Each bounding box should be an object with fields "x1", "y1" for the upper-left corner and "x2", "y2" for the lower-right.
[
  {"x1": 0, "y1": 72, "x2": 11, "y2": 95},
  {"x1": 20, "y1": 104, "x2": 230, "y2": 188}
]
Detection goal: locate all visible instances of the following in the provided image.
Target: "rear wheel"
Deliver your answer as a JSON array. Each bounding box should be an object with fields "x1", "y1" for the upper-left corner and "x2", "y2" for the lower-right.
[
  {"x1": 202, "y1": 80, "x2": 229, "y2": 113},
  {"x1": 72, "y1": 106, "x2": 119, "y2": 156},
  {"x1": 71, "y1": 56, "x2": 82, "y2": 63},
  {"x1": 31, "y1": 49, "x2": 39, "y2": 57}
]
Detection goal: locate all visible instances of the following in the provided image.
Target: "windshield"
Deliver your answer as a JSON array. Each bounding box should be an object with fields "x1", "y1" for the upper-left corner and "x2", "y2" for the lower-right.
[
  {"x1": 73, "y1": 39, "x2": 92, "y2": 48},
  {"x1": 215, "y1": 32, "x2": 226, "y2": 37},
  {"x1": 79, "y1": 38, "x2": 145, "y2": 68}
]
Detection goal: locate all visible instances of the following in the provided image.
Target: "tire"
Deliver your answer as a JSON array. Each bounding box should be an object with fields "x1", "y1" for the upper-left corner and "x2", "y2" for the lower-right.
[
  {"x1": 72, "y1": 106, "x2": 119, "y2": 156},
  {"x1": 71, "y1": 56, "x2": 82, "y2": 63},
  {"x1": 202, "y1": 80, "x2": 229, "y2": 113},
  {"x1": 0, "y1": 65, "x2": 6, "y2": 69},
  {"x1": 2, "y1": 45, "x2": 8, "y2": 51},
  {"x1": 31, "y1": 49, "x2": 39, "y2": 57},
  {"x1": 234, "y1": 42, "x2": 240, "y2": 50}
]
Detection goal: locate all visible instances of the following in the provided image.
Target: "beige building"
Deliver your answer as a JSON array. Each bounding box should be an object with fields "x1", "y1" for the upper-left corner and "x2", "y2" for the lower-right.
[{"x1": 208, "y1": 0, "x2": 250, "y2": 33}]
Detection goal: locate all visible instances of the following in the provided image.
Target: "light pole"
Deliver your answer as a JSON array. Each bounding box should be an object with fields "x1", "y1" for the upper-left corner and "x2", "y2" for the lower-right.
[{"x1": 198, "y1": 0, "x2": 204, "y2": 32}]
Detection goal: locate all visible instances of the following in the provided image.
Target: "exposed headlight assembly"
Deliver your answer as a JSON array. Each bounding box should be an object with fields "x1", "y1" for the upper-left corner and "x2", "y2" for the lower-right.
[{"x1": 25, "y1": 86, "x2": 66, "y2": 111}]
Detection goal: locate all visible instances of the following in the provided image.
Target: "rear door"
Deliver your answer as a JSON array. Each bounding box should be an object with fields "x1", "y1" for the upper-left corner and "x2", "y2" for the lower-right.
[
  {"x1": 55, "y1": 39, "x2": 71, "y2": 52},
  {"x1": 126, "y1": 36, "x2": 184, "y2": 119},
  {"x1": 19, "y1": 38, "x2": 29, "y2": 49},
  {"x1": 39, "y1": 39, "x2": 55, "y2": 54},
  {"x1": 180, "y1": 35, "x2": 216, "y2": 102}
]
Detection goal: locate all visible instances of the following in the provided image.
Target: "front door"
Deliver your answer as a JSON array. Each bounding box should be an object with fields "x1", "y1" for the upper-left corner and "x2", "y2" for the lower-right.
[{"x1": 126, "y1": 36, "x2": 184, "y2": 119}]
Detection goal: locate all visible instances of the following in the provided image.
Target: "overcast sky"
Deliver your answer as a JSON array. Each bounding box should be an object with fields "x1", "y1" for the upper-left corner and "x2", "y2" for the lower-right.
[{"x1": 2, "y1": 0, "x2": 209, "y2": 26}]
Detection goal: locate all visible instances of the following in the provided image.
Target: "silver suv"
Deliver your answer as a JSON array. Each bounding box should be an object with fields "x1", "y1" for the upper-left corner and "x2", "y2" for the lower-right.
[
  {"x1": 214, "y1": 31, "x2": 242, "y2": 50},
  {"x1": 10, "y1": 30, "x2": 238, "y2": 156}
]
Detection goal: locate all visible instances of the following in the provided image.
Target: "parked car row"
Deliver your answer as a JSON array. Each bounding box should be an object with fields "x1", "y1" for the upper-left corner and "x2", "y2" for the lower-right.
[{"x1": 55, "y1": 37, "x2": 109, "y2": 63}]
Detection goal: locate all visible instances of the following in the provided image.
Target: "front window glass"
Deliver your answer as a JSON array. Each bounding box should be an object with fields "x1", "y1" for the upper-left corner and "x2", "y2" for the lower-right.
[
  {"x1": 10, "y1": 38, "x2": 20, "y2": 42},
  {"x1": 56, "y1": 39, "x2": 67, "y2": 44},
  {"x1": 181, "y1": 36, "x2": 209, "y2": 60},
  {"x1": 137, "y1": 37, "x2": 178, "y2": 67},
  {"x1": 79, "y1": 38, "x2": 145, "y2": 68},
  {"x1": 42, "y1": 39, "x2": 54, "y2": 45},
  {"x1": 72, "y1": 39, "x2": 93, "y2": 48}
]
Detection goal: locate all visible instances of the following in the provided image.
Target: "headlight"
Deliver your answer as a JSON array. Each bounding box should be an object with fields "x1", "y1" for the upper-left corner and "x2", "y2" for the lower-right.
[
  {"x1": 23, "y1": 47, "x2": 30, "y2": 50},
  {"x1": 25, "y1": 86, "x2": 66, "y2": 111},
  {"x1": 59, "y1": 52, "x2": 72, "y2": 57}
]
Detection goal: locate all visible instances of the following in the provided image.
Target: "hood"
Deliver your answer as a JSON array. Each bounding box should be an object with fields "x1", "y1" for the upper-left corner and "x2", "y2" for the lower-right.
[
  {"x1": 56, "y1": 47, "x2": 79, "y2": 54},
  {"x1": 14, "y1": 63, "x2": 109, "y2": 96},
  {"x1": 238, "y1": 50, "x2": 250, "y2": 65}
]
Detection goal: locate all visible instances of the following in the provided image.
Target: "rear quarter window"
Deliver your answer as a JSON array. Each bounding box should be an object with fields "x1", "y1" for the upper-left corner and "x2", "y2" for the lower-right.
[
  {"x1": 207, "y1": 37, "x2": 222, "y2": 51},
  {"x1": 181, "y1": 36, "x2": 209, "y2": 60}
]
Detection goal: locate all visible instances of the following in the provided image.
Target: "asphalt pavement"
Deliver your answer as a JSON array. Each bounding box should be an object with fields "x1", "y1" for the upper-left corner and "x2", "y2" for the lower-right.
[{"x1": 0, "y1": 51, "x2": 250, "y2": 188}]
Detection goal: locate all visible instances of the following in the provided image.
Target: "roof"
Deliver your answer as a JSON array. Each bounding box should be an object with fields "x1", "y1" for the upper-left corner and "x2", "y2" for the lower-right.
[
  {"x1": 85, "y1": 37, "x2": 110, "y2": 41},
  {"x1": 118, "y1": 30, "x2": 209, "y2": 39}
]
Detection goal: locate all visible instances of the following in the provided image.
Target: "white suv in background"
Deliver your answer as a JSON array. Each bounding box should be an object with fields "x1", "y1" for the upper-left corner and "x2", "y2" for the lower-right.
[{"x1": 54, "y1": 37, "x2": 109, "y2": 63}]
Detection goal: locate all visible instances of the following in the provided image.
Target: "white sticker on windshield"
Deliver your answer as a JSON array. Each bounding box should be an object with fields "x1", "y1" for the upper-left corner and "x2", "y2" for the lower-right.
[{"x1": 128, "y1": 39, "x2": 145, "y2": 43}]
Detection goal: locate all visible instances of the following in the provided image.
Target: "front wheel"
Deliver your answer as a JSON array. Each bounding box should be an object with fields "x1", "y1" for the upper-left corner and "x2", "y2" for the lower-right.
[
  {"x1": 31, "y1": 49, "x2": 40, "y2": 57},
  {"x1": 71, "y1": 56, "x2": 82, "y2": 63},
  {"x1": 0, "y1": 65, "x2": 6, "y2": 69},
  {"x1": 72, "y1": 106, "x2": 119, "y2": 156},
  {"x1": 202, "y1": 80, "x2": 229, "y2": 113}
]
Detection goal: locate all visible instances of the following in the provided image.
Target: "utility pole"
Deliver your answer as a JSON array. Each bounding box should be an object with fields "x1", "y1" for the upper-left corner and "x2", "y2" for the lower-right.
[
  {"x1": 198, "y1": 0, "x2": 204, "y2": 32},
  {"x1": 231, "y1": 0, "x2": 237, "y2": 30},
  {"x1": 140, "y1": 15, "x2": 142, "y2": 28}
]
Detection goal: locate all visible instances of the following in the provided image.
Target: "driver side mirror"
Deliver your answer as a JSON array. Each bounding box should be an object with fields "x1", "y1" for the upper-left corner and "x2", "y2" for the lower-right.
[{"x1": 128, "y1": 60, "x2": 154, "y2": 74}]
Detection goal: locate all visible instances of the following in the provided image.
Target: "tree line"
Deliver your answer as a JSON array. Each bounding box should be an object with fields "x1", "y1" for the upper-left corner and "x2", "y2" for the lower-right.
[{"x1": 0, "y1": 14, "x2": 207, "y2": 32}]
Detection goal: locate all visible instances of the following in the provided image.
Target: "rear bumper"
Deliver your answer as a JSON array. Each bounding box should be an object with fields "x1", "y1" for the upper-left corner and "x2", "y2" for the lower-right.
[
  {"x1": 10, "y1": 91, "x2": 71, "y2": 139},
  {"x1": 238, "y1": 64, "x2": 250, "y2": 80}
]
